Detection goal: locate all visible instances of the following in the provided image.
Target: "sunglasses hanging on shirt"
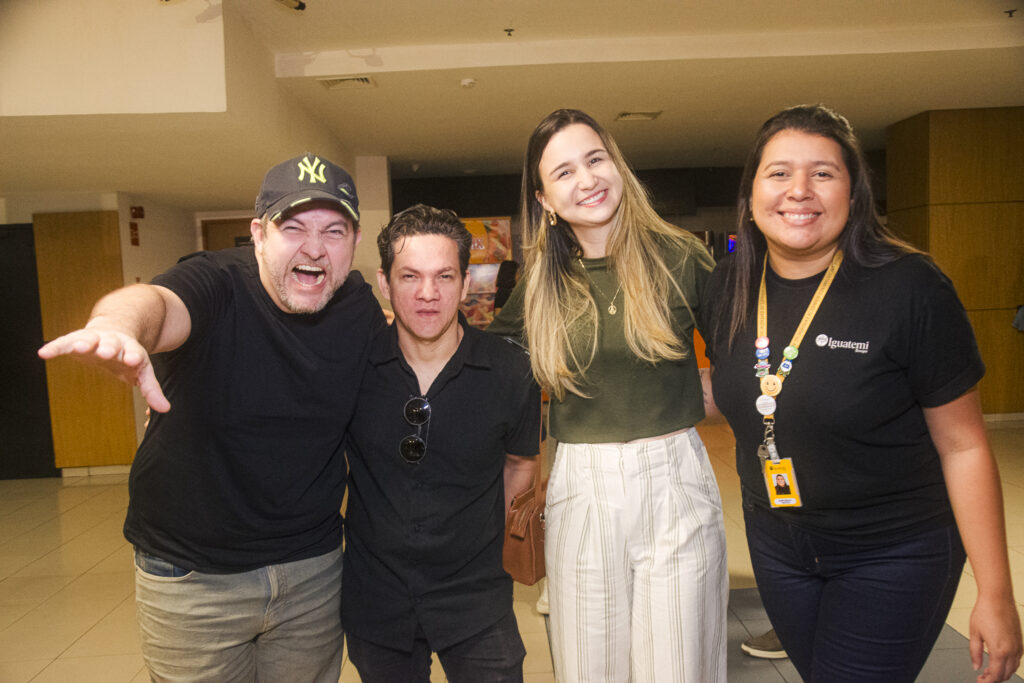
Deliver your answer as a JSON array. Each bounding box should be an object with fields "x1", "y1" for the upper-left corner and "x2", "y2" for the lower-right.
[{"x1": 400, "y1": 396, "x2": 431, "y2": 464}]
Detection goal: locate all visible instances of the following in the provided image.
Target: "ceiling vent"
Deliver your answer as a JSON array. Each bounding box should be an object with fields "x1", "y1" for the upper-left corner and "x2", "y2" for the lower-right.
[
  {"x1": 318, "y1": 76, "x2": 377, "y2": 90},
  {"x1": 615, "y1": 111, "x2": 662, "y2": 122}
]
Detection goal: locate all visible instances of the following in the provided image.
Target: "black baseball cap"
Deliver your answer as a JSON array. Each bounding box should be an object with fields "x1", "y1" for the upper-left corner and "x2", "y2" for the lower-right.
[{"x1": 255, "y1": 155, "x2": 360, "y2": 223}]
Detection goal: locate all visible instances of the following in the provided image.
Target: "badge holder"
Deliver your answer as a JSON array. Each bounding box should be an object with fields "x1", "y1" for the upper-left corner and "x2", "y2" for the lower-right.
[
  {"x1": 758, "y1": 418, "x2": 802, "y2": 508},
  {"x1": 763, "y1": 458, "x2": 801, "y2": 508}
]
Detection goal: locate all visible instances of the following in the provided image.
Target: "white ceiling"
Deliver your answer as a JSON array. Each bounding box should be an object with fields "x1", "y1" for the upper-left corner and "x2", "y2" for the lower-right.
[{"x1": 3, "y1": 0, "x2": 1023, "y2": 213}]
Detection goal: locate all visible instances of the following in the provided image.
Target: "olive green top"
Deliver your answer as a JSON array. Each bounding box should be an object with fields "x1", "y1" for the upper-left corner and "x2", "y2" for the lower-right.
[{"x1": 488, "y1": 236, "x2": 714, "y2": 443}]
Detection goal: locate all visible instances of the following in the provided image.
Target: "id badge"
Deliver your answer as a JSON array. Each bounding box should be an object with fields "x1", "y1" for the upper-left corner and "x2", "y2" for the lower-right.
[{"x1": 764, "y1": 458, "x2": 802, "y2": 508}]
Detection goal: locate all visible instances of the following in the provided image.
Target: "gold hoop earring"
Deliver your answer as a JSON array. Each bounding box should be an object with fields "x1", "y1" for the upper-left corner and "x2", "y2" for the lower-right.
[{"x1": 546, "y1": 211, "x2": 557, "y2": 227}]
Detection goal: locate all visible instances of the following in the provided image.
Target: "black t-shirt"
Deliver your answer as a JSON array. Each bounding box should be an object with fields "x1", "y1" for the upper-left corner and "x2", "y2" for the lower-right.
[
  {"x1": 123, "y1": 247, "x2": 384, "y2": 572},
  {"x1": 702, "y1": 253, "x2": 984, "y2": 542},
  {"x1": 342, "y1": 319, "x2": 541, "y2": 651}
]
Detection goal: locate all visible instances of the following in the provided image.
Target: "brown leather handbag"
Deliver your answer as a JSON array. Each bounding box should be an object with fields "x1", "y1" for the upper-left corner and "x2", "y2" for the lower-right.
[{"x1": 503, "y1": 475, "x2": 546, "y2": 585}]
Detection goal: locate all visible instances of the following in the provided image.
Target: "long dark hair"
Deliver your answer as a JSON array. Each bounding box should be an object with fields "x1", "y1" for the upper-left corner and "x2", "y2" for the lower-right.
[{"x1": 722, "y1": 104, "x2": 920, "y2": 349}]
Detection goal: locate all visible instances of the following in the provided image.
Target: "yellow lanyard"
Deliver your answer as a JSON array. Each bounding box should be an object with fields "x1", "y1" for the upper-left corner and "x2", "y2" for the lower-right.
[{"x1": 754, "y1": 250, "x2": 843, "y2": 420}]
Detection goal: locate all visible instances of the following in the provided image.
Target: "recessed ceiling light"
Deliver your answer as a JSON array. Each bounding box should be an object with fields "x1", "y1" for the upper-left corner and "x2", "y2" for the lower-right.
[{"x1": 615, "y1": 111, "x2": 662, "y2": 122}]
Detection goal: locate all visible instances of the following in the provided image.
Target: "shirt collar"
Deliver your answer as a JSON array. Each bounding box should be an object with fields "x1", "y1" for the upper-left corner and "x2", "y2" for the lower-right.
[{"x1": 368, "y1": 313, "x2": 493, "y2": 374}]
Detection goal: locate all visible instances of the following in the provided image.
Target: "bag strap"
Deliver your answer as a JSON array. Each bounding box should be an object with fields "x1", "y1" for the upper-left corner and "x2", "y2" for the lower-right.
[{"x1": 536, "y1": 397, "x2": 548, "y2": 487}]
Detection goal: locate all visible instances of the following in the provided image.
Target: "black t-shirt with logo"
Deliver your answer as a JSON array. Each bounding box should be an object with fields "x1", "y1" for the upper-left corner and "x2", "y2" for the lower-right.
[{"x1": 702, "y1": 253, "x2": 983, "y2": 542}]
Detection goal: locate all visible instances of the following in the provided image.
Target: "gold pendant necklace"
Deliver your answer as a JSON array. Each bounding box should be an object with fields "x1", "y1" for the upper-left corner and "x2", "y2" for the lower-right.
[{"x1": 578, "y1": 258, "x2": 622, "y2": 315}]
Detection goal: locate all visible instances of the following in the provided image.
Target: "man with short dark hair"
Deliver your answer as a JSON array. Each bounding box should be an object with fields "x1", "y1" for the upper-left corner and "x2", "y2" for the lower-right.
[
  {"x1": 342, "y1": 204, "x2": 541, "y2": 682},
  {"x1": 38, "y1": 155, "x2": 384, "y2": 681}
]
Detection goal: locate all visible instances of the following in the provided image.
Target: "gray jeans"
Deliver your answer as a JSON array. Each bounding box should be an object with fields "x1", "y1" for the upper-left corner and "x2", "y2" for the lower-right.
[{"x1": 133, "y1": 546, "x2": 343, "y2": 683}]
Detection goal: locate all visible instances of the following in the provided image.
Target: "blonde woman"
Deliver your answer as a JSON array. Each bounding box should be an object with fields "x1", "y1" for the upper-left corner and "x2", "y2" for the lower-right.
[{"x1": 490, "y1": 109, "x2": 727, "y2": 682}]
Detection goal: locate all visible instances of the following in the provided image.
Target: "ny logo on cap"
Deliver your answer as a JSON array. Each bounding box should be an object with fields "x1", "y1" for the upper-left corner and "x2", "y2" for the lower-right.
[{"x1": 296, "y1": 156, "x2": 327, "y2": 184}]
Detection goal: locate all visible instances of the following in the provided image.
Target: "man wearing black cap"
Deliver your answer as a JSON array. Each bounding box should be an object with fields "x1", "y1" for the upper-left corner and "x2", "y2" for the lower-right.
[{"x1": 38, "y1": 155, "x2": 385, "y2": 681}]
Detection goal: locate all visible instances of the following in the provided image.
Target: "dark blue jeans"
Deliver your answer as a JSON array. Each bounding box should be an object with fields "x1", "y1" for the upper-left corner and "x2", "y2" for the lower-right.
[
  {"x1": 346, "y1": 608, "x2": 525, "y2": 683},
  {"x1": 744, "y1": 500, "x2": 965, "y2": 683}
]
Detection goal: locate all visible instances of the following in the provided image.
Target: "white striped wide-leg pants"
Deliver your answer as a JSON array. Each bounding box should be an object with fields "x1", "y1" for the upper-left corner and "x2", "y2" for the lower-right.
[{"x1": 545, "y1": 429, "x2": 728, "y2": 682}]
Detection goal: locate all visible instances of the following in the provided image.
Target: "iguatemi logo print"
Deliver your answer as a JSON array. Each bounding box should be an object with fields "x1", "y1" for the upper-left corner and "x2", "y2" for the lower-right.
[{"x1": 815, "y1": 334, "x2": 870, "y2": 353}]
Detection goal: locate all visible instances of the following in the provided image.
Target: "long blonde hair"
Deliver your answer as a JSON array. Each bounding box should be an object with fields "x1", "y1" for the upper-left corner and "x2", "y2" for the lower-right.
[{"x1": 520, "y1": 109, "x2": 703, "y2": 400}]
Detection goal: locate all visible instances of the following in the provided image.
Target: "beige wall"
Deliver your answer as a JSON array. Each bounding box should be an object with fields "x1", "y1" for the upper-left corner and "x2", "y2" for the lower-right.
[
  {"x1": 220, "y1": 3, "x2": 352, "y2": 174},
  {"x1": 115, "y1": 195, "x2": 200, "y2": 286},
  {"x1": 1, "y1": 0, "x2": 353, "y2": 219},
  {"x1": 352, "y1": 156, "x2": 393, "y2": 304},
  {"x1": 115, "y1": 195, "x2": 200, "y2": 443},
  {"x1": 0, "y1": 0, "x2": 225, "y2": 116},
  {"x1": 1, "y1": 193, "x2": 120, "y2": 224}
]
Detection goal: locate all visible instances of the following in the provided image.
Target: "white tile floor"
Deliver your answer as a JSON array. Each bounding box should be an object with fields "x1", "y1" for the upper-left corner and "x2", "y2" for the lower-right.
[
  {"x1": 1, "y1": 417, "x2": 1022, "y2": 681},
  {"x1": 0, "y1": 470, "x2": 554, "y2": 683}
]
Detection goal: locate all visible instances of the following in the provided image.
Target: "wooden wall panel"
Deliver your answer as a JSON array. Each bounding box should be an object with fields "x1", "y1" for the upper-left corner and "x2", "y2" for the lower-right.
[
  {"x1": 968, "y1": 309, "x2": 1024, "y2": 415},
  {"x1": 928, "y1": 202, "x2": 1024, "y2": 311},
  {"x1": 928, "y1": 108, "x2": 1024, "y2": 205},
  {"x1": 887, "y1": 107, "x2": 1024, "y2": 414},
  {"x1": 34, "y1": 211, "x2": 137, "y2": 468},
  {"x1": 886, "y1": 206, "x2": 930, "y2": 252},
  {"x1": 885, "y1": 112, "x2": 931, "y2": 212}
]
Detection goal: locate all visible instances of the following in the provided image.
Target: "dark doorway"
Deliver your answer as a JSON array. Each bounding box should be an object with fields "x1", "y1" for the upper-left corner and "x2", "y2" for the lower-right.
[{"x1": 0, "y1": 223, "x2": 58, "y2": 478}]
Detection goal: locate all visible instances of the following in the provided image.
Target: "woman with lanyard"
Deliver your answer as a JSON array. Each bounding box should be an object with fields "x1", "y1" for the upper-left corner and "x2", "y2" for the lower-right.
[
  {"x1": 702, "y1": 104, "x2": 1022, "y2": 682},
  {"x1": 490, "y1": 109, "x2": 727, "y2": 682}
]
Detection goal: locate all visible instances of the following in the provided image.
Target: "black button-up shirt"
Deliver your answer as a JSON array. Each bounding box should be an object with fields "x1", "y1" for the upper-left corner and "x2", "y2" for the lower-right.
[{"x1": 342, "y1": 318, "x2": 540, "y2": 651}]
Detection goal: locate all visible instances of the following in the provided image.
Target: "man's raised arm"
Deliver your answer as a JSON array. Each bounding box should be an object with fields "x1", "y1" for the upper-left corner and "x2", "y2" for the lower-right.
[{"x1": 37, "y1": 284, "x2": 191, "y2": 413}]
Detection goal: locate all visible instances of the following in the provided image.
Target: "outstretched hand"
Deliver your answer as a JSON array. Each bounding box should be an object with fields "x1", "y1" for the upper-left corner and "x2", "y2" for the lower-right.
[{"x1": 38, "y1": 327, "x2": 171, "y2": 413}]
